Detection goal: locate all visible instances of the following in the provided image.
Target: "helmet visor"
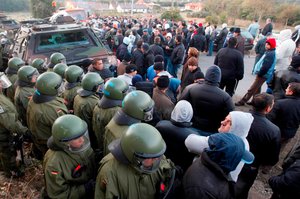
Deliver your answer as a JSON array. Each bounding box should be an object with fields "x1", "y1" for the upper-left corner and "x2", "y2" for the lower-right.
[
  {"x1": 134, "y1": 155, "x2": 163, "y2": 174},
  {"x1": 143, "y1": 106, "x2": 154, "y2": 121},
  {"x1": 0, "y1": 72, "x2": 12, "y2": 88},
  {"x1": 67, "y1": 131, "x2": 91, "y2": 153}
]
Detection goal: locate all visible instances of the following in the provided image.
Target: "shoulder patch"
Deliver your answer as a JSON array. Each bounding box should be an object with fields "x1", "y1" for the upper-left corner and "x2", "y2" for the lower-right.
[{"x1": 0, "y1": 106, "x2": 4, "y2": 114}]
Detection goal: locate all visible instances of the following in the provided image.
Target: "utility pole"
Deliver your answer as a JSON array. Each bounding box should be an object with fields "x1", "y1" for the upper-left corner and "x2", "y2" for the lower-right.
[{"x1": 131, "y1": 0, "x2": 133, "y2": 16}]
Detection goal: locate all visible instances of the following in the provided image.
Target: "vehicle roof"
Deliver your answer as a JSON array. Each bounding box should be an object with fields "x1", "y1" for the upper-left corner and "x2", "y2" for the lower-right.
[{"x1": 30, "y1": 23, "x2": 86, "y2": 33}]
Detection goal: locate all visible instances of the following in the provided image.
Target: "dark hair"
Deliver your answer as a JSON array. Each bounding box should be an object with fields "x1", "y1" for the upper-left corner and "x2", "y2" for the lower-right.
[
  {"x1": 92, "y1": 58, "x2": 102, "y2": 66},
  {"x1": 228, "y1": 37, "x2": 237, "y2": 48},
  {"x1": 175, "y1": 34, "x2": 182, "y2": 43},
  {"x1": 136, "y1": 40, "x2": 143, "y2": 49},
  {"x1": 252, "y1": 93, "x2": 274, "y2": 112},
  {"x1": 288, "y1": 82, "x2": 300, "y2": 97}
]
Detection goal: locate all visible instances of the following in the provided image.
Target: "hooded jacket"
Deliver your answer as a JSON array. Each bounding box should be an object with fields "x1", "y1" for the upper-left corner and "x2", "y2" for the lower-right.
[
  {"x1": 185, "y1": 111, "x2": 253, "y2": 182},
  {"x1": 180, "y1": 65, "x2": 234, "y2": 132},
  {"x1": 43, "y1": 138, "x2": 96, "y2": 199},
  {"x1": 276, "y1": 29, "x2": 296, "y2": 71},
  {"x1": 156, "y1": 100, "x2": 198, "y2": 172}
]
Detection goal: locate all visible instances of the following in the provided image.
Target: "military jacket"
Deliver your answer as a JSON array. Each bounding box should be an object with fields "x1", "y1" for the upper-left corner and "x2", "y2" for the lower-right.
[
  {"x1": 95, "y1": 153, "x2": 174, "y2": 199},
  {"x1": 0, "y1": 93, "x2": 28, "y2": 141},
  {"x1": 64, "y1": 86, "x2": 81, "y2": 110},
  {"x1": 14, "y1": 86, "x2": 35, "y2": 125}
]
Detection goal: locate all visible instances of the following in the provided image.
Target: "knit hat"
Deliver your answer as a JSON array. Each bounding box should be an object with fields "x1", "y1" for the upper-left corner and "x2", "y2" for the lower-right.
[
  {"x1": 291, "y1": 55, "x2": 300, "y2": 68},
  {"x1": 154, "y1": 55, "x2": 164, "y2": 63},
  {"x1": 156, "y1": 75, "x2": 169, "y2": 89},
  {"x1": 205, "y1": 65, "x2": 221, "y2": 84},
  {"x1": 154, "y1": 62, "x2": 164, "y2": 71},
  {"x1": 171, "y1": 100, "x2": 193, "y2": 123},
  {"x1": 125, "y1": 64, "x2": 137, "y2": 73},
  {"x1": 132, "y1": 74, "x2": 143, "y2": 86},
  {"x1": 266, "y1": 38, "x2": 276, "y2": 49}
]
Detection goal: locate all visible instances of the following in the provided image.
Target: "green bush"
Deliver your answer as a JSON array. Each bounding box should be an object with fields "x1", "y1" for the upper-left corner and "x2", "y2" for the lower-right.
[
  {"x1": 205, "y1": 16, "x2": 219, "y2": 25},
  {"x1": 160, "y1": 9, "x2": 183, "y2": 21}
]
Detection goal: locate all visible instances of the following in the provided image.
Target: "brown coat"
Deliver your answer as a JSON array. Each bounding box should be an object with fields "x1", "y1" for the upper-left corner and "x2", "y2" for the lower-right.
[{"x1": 152, "y1": 87, "x2": 174, "y2": 120}]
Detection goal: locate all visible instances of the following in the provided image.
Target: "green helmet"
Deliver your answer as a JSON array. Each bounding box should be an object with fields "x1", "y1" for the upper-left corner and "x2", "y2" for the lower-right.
[
  {"x1": 120, "y1": 123, "x2": 166, "y2": 173},
  {"x1": 122, "y1": 90, "x2": 154, "y2": 121},
  {"x1": 52, "y1": 114, "x2": 90, "y2": 153},
  {"x1": 31, "y1": 58, "x2": 45, "y2": 71},
  {"x1": 103, "y1": 78, "x2": 129, "y2": 100},
  {"x1": 53, "y1": 63, "x2": 68, "y2": 78},
  {"x1": 8, "y1": 57, "x2": 25, "y2": 71},
  {"x1": 50, "y1": 52, "x2": 66, "y2": 65},
  {"x1": 36, "y1": 72, "x2": 62, "y2": 96},
  {"x1": 65, "y1": 65, "x2": 84, "y2": 83},
  {"x1": 82, "y1": 72, "x2": 104, "y2": 92},
  {"x1": 17, "y1": 65, "x2": 39, "y2": 83}
]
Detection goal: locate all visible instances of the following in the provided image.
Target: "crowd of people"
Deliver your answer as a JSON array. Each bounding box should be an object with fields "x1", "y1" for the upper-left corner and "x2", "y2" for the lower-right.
[{"x1": 1, "y1": 15, "x2": 300, "y2": 199}]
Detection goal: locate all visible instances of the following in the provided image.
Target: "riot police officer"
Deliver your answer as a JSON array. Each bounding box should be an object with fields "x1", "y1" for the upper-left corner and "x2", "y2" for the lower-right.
[
  {"x1": 27, "y1": 72, "x2": 68, "y2": 159},
  {"x1": 5, "y1": 57, "x2": 25, "y2": 102},
  {"x1": 73, "y1": 72, "x2": 104, "y2": 150},
  {"x1": 47, "y1": 52, "x2": 66, "y2": 72},
  {"x1": 14, "y1": 65, "x2": 39, "y2": 126},
  {"x1": 92, "y1": 78, "x2": 128, "y2": 152},
  {"x1": 95, "y1": 123, "x2": 175, "y2": 198},
  {"x1": 53, "y1": 63, "x2": 68, "y2": 79},
  {"x1": 63, "y1": 65, "x2": 83, "y2": 110},
  {"x1": 103, "y1": 90, "x2": 154, "y2": 155},
  {"x1": 43, "y1": 114, "x2": 96, "y2": 199},
  {"x1": 31, "y1": 58, "x2": 47, "y2": 74},
  {"x1": 0, "y1": 72, "x2": 29, "y2": 177}
]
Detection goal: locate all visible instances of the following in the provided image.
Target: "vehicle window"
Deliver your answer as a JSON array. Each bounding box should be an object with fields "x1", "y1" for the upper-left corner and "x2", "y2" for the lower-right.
[{"x1": 37, "y1": 30, "x2": 92, "y2": 52}]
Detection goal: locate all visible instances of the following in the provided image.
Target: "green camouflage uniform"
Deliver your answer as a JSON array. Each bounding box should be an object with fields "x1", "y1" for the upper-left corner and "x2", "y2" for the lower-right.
[
  {"x1": 0, "y1": 93, "x2": 28, "y2": 177},
  {"x1": 73, "y1": 94, "x2": 99, "y2": 149},
  {"x1": 14, "y1": 86, "x2": 35, "y2": 125},
  {"x1": 26, "y1": 97, "x2": 68, "y2": 158},
  {"x1": 92, "y1": 105, "x2": 121, "y2": 152},
  {"x1": 95, "y1": 153, "x2": 175, "y2": 199},
  {"x1": 43, "y1": 140, "x2": 96, "y2": 199},
  {"x1": 64, "y1": 85, "x2": 81, "y2": 110}
]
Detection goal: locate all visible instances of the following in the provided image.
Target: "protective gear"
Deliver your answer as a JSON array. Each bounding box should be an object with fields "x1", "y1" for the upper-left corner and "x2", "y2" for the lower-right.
[
  {"x1": 51, "y1": 114, "x2": 90, "y2": 153},
  {"x1": 120, "y1": 123, "x2": 166, "y2": 174},
  {"x1": 31, "y1": 58, "x2": 46, "y2": 72},
  {"x1": 7, "y1": 57, "x2": 25, "y2": 71},
  {"x1": 122, "y1": 90, "x2": 154, "y2": 121},
  {"x1": 103, "y1": 78, "x2": 129, "y2": 100},
  {"x1": 17, "y1": 65, "x2": 39, "y2": 83},
  {"x1": 81, "y1": 72, "x2": 104, "y2": 92},
  {"x1": 49, "y1": 52, "x2": 66, "y2": 65},
  {"x1": 65, "y1": 65, "x2": 84, "y2": 83},
  {"x1": 36, "y1": 72, "x2": 62, "y2": 96},
  {"x1": 53, "y1": 63, "x2": 68, "y2": 78},
  {"x1": 0, "y1": 72, "x2": 12, "y2": 88}
]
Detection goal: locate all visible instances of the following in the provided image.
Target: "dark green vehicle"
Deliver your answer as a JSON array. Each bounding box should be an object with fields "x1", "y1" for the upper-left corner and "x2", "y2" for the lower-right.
[{"x1": 2, "y1": 22, "x2": 117, "y2": 71}]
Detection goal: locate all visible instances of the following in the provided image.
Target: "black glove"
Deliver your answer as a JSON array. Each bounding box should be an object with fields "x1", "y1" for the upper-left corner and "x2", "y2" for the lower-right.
[
  {"x1": 23, "y1": 130, "x2": 32, "y2": 143},
  {"x1": 84, "y1": 179, "x2": 95, "y2": 197}
]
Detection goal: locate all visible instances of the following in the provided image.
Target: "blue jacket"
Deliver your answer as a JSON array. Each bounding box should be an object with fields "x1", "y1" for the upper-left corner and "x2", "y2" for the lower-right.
[{"x1": 257, "y1": 48, "x2": 276, "y2": 81}]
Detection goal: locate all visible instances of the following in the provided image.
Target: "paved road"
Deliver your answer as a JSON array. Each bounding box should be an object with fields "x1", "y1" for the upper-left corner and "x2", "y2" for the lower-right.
[{"x1": 197, "y1": 51, "x2": 267, "y2": 102}]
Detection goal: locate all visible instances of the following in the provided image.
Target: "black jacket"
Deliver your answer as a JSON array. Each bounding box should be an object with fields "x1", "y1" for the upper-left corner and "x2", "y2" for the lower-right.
[
  {"x1": 149, "y1": 44, "x2": 164, "y2": 57},
  {"x1": 214, "y1": 47, "x2": 244, "y2": 81},
  {"x1": 162, "y1": 38, "x2": 175, "y2": 57},
  {"x1": 171, "y1": 43, "x2": 185, "y2": 65},
  {"x1": 116, "y1": 43, "x2": 128, "y2": 61},
  {"x1": 189, "y1": 32, "x2": 206, "y2": 52},
  {"x1": 180, "y1": 81, "x2": 234, "y2": 132},
  {"x1": 269, "y1": 159, "x2": 300, "y2": 199},
  {"x1": 131, "y1": 48, "x2": 144, "y2": 75},
  {"x1": 267, "y1": 96, "x2": 300, "y2": 139},
  {"x1": 271, "y1": 67, "x2": 300, "y2": 100},
  {"x1": 183, "y1": 152, "x2": 235, "y2": 199},
  {"x1": 247, "y1": 111, "x2": 281, "y2": 168},
  {"x1": 155, "y1": 120, "x2": 198, "y2": 172},
  {"x1": 143, "y1": 51, "x2": 155, "y2": 75}
]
